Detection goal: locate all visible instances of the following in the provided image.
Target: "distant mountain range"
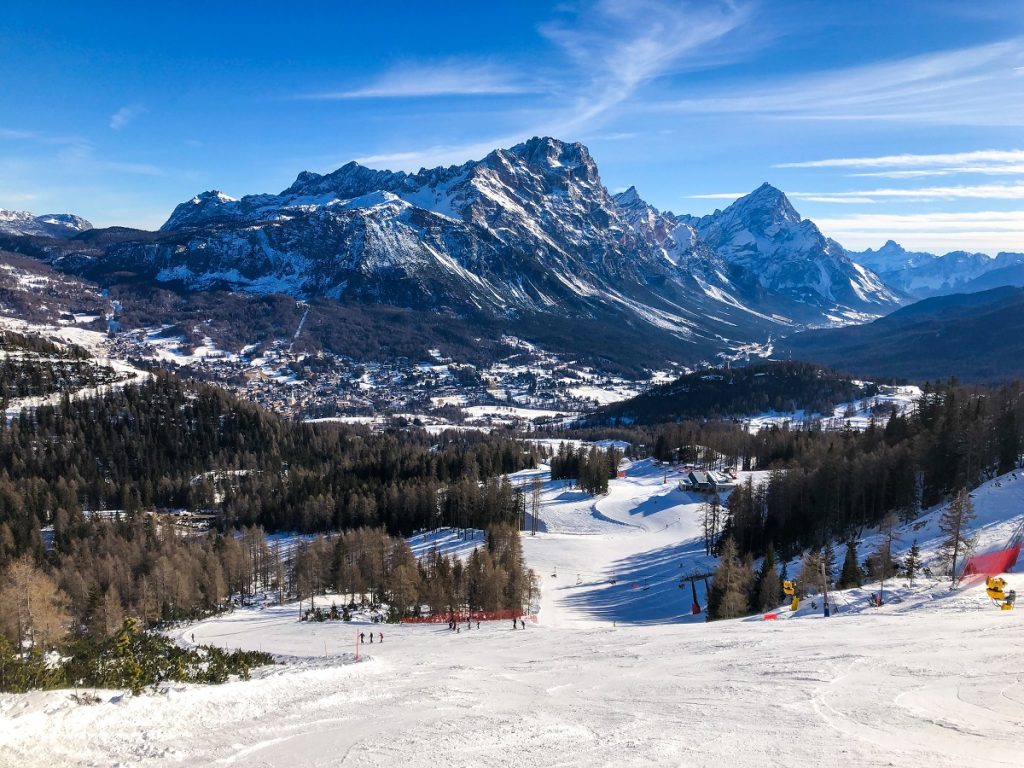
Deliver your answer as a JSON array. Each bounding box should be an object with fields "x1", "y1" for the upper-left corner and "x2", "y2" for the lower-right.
[
  {"x1": 0, "y1": 209, "x2": 92, "y2": 239},
  {"x1": 850, "y1": 240, "x2": 1024, "y2": 299},
  {"x1": 0, "y1": 136, "x2": 1020, "y2": 375},
  {"x1": 779, "y1": 286, "x2": 1024, "y2": 382}
]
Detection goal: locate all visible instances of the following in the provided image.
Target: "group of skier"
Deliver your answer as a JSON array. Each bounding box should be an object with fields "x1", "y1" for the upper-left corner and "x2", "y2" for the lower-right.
[
  {"x1": 447, "y1": 619, "x2": 480, "y2": 632},
  {"x1": 439, "y1": 617, "x2": 528, "y2": 632},
  {"x1": 358, "y1": 631, "x2": 383, "y2": 644}
]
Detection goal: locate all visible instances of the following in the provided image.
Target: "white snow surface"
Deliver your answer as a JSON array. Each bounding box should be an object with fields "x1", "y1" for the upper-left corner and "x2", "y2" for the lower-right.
[{"x1": 3, "y1": 461, "x2": 1023, "y2": 767}]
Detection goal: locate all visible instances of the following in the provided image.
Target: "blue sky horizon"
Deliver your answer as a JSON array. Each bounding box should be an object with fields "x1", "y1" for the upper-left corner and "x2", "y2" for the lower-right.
[{"x1": 2, "y1": 0, "x2": 1024, "y2": 254}]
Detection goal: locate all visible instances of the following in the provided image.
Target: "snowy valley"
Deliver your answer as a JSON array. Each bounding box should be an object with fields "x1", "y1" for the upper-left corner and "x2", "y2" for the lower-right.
[{"x1": 3, "y1": 457, "x2": 1022, "y2": 767}]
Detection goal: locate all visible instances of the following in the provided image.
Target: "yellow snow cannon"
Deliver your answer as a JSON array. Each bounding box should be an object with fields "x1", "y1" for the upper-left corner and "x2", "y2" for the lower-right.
[
  {"x1": 986, "y1": 577, "x2": 1016, "y2": 610},
  {"x1": 987, "y1": 577, "x2": 1006, "y2": 600},
  {"x1": 783, "y1": 580, "x2": 799, "y2": 611}
]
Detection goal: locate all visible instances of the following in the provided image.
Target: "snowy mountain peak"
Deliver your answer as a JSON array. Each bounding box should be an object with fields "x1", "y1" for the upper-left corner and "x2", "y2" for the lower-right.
[
  {"x1": 138, "y1": 139, "x2": 905, "y2": 358},
  {"x1": 613, "y1": 186, "x2": 646, "y2": 209},
  {"x1": 0, "y1": 208, "x2": 93, "y2": 238},
  {"x1": 728, "y1": 182, "x2": 801, "y2": 225},
  {"x1": 692, "y1": 184, "x2": 899, "y2": 311},
  {"x1": 160, "y1": 191, "x2": 239, "y2": 231},
  {"x1": 502, "y1": 136, "x2": 600, "y2": 183},
  {"x1": 280, "y1": 161, "x2": 408, "y2": 200}
]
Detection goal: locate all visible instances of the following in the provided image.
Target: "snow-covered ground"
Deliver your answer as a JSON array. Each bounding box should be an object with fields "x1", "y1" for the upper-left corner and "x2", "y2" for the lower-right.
[
  {"x1": 744, "y1": 384, "x2": 922, "y2": 433},
  {"x1": 2, "y1": 462, "x2": 1022, "y2": 767}
]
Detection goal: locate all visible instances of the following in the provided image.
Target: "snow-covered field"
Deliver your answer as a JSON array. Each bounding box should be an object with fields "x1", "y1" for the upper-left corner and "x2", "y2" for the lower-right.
[
  {"x1": 744, "y1": 384, "x2": 922, "y2": 433},
  {"x1": 2, "y1": 462, "x2": 1022, "y2": 767}
]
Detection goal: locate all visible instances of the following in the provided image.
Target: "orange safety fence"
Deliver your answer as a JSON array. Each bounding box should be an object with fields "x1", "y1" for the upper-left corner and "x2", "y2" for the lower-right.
[{"x1": 961, "y1": 542, "x2": 1021, "y2": 582}]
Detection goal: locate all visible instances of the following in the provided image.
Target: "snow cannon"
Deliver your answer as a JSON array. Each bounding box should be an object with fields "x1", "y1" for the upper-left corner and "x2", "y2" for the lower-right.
[
  {"x1": 986, "y1": 577, "x2": 1016, "y2": 610},
  {"x1": 783, "y1": 579, "x2": 799, "y2": 611}
]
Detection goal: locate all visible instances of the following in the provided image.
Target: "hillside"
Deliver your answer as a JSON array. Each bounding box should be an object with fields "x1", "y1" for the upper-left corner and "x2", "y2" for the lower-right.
[
  {"x1": 593, "y1": 361, "x2": 874, "y2": 424},
  {"x1": 5, "y1": 456, "x2": 1022, "y2": 767},
  {"x1": 851, "y1": 241, "x2": 1024, "y2": 299},
  {"x1": 779, "y1": 286, "x2": 1024, "y2": 382}
]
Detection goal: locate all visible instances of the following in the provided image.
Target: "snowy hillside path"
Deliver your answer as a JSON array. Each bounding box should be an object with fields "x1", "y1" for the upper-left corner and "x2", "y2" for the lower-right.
[{"x1": 3, "y1": 605, "x2": 1021, "y2": 767}]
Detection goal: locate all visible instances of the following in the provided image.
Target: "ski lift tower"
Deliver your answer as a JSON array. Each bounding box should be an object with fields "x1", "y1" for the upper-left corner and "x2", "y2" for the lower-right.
[{"x1": 679, "y1": 571, "x2": 713, "y2": 615}]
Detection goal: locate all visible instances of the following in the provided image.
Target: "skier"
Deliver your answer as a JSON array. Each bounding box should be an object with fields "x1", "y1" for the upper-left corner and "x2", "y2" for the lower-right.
[
  {"x1": 520, "y1": 618, "x2": 525, "y2": 629},
  {"x1": 476, "y1": 621, "x2": 480, "y2": 629},
  {"x1": 191, "y1": 632, "x2": 195, "y2": 643},
  {"x1": 378, "y1": 632, "x2": 383, "y2": 643},
  {"x1": 369, "y1": 632, "x2": 374, "y2": 643},
  {"x1": 511, "y1": 618, "x2": 517, "y2": 630},
  {"x1": 360, "y1": 632, "x2": 365, "y2": 643}
]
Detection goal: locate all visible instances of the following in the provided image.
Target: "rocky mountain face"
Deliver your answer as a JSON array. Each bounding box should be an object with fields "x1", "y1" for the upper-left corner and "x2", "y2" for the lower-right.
[
  {"x1": 687, "y1": 183, "x2": 901, "y2": 318},
  {"x1": 0, "y1": 209, "x2": 92, "y2": 239},
  {"x1": 849, "y1": 240, "x2": 1024, "y2": 299},
  {"x1": 1, "y1": 138, "x2": 906, "y2": 367}
]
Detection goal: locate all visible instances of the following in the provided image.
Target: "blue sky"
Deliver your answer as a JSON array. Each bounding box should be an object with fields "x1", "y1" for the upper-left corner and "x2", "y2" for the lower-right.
[{"x1": 2, "y1": 0, "x2": 1024, "y2": 253}]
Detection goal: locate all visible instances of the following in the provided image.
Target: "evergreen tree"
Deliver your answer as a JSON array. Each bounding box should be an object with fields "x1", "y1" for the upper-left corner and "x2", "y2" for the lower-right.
[
  {"x1": 939, "y1": 489, "x2": 976, "y2": 586},
  {"x1": 754, "y1": 544, "x2": 783, "y2": 612},
  {"x1": 707, "y1": 537, "x2": 751, "y2": 620},
  {"x1": 838, "y1": 540, "x2": 862, "y2": 589},
  {"x1": 797, "y1": 546, "x2": 823, "y2": 594},
  {"x1": 903, "y1": 540, "x2": 921, "y2": 586}
]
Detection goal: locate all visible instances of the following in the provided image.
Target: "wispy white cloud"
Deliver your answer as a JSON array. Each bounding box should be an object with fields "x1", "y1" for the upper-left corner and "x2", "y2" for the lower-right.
[
  {"x1": 692, "y1": 183, "x2": 1024, "y2": 204},
  {"x1": 110, "y1": 104, "x2": 146, "y2": 131},
  {"x1": 815, "y1": 183, "x2": 1024, "y2": 201},
  {"x1": 788, "y1": 195, "x2": 878, "y2": 205},
  {"x1": 849, "y1": 166, "x2": 1024, "y2": 178},
  {"x1": 302, "y1": 59, "x2": 532, "y2": 100},
  {"x1": 776, "y1": 149, "x2": 1024, "y2": 169},
  {"x1": 0, "y1": 128, "x2": 37, "y2": 141},
  {"x1": 662, "y1": 40, "x2": 1024, "y2": 126},
  {"x1": 0, "y1": 188, "x2": 41, "y2": 205},
  {"x1": 815, "y1": 210, "x2": 1024, "y2": 253},
  {"x1": 57, "y1": 143, "x2": 163, "y2": 176},
  {"x1": 539, "y1": 0, "x2": 751, "y2": 134},
  {"x1": 775, "y1": 148, "x2": 1024, "y2": 180},
  {"x1": 0, "y1": 127, "x2": 88, "y2": 146},
  {"x1": 351, "y1": 1, "x2": 752, "y2": 171}
]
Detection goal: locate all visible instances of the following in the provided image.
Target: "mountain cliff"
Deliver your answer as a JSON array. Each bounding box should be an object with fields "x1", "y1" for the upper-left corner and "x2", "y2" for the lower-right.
[
  {"x1": 849, "y1": 240, "x2": 1024, "y2": 299},
  {"x1": 3, "y1": 138, "x2": 905, "y2": 368},
  {"x1": 0, "y1": 209, "x2": 92, "y2": 239}
]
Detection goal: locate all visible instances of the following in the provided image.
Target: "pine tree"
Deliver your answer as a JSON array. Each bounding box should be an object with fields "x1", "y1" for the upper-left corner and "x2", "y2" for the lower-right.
[
  {"x1": 839, "y1": 540, "x2": 862, "y2": 589},
  {"x1": 754, "y1": 544, "x2": 782, "y2": 612},
  {"x1": 904, "y1": 540, "x2": 921, "y2": 586},
  {"x1": 939, "y1": 489, "x2": 976, "y2": 586},
  {"x1": 706, "y1": 537, "x2": 751, "y2": 620},
  {"x1": 797, "y1": 546, "x2": 823, "y2": 594}
]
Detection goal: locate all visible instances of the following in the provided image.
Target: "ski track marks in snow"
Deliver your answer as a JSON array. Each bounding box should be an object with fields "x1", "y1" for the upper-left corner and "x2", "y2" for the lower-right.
[{"x1": 3, "y1": 461, "x2": 1024, "y2": 767}]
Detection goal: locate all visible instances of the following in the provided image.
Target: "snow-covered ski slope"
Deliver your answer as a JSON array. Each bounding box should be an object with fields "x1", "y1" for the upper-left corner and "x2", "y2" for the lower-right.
[{"x1": 2, "y1": 462, "x2": 1023, "y2": 767}]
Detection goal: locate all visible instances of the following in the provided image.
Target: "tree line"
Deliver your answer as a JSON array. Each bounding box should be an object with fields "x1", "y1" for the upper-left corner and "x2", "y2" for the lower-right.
[
  {"x1": 0, "y1": 372, "x2": 542, "y2": 567},
  {"x1": 595, "y1": 361, "x2": 878, "y2": 425},
  {"x1": 549, "y1": 442, "x2": 622, "y2": 495},
  {"x1": 549, "y1": 378, "x2": 1022, "y2": 563}
]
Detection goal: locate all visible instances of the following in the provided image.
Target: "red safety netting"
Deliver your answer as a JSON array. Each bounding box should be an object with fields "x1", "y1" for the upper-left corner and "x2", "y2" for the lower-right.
[
  {"x1": 401, "y1": 609, "x2": 536, "y2": 624},
  {"x1": 961, "y1": 542, "x2": 1021, "y2": 580}
]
